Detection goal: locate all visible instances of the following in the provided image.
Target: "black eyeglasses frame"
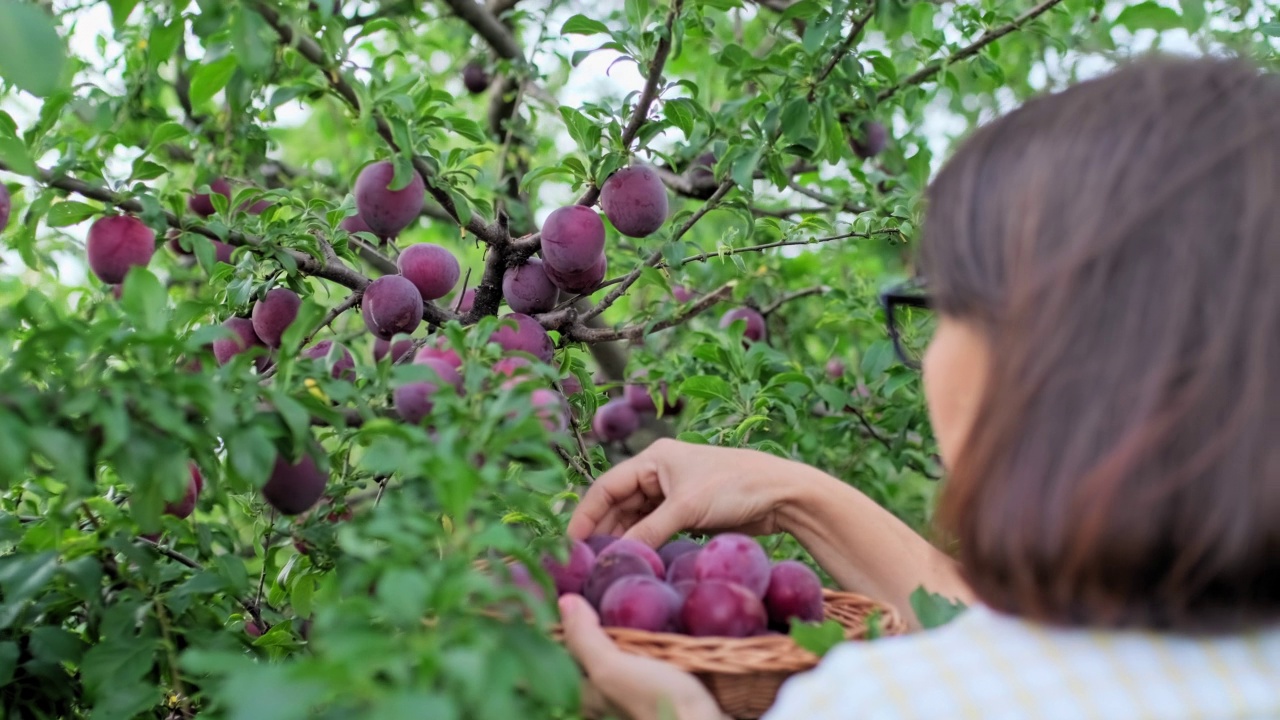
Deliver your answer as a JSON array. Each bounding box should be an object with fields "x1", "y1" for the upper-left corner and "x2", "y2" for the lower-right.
[{"x1": 878, "y1": 280, "x2": 933, "y2": 370}]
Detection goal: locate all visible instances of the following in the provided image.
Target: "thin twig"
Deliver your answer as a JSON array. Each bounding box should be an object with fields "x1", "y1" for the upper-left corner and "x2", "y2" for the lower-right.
[
  {"x1": 762, "y1": 285, "x2": 828, "y2": 315},
  {"x1": 878, "y1": 0, "x2": 1067, "y2": 101},
  {"x1": 255, "y1": 509, "x2": 277, "y2": 614},
  {"x1": 302, "y1": 291, "x2": 364, "y2": 347},
  {"x1": 579, "y1": 178, "x2": 734, "y2": 323},
  {"x1": 810, "y1": 3, "x2": 875, "y2": 101},
  {"x1": 565, "y1": 281, "x2": 733, "y2": 343}
]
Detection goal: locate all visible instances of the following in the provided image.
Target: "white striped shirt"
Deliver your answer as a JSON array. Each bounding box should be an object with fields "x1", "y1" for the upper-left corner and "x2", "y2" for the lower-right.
[{"x1": 765, "y1": 604, "x2": 1280, "y2": 719}]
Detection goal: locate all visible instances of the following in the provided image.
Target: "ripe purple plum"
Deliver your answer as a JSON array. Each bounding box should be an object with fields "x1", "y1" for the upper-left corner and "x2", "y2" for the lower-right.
[
  {"x1": 213, "y1": 317, "x2": 268, "y2": 368},
  {"x1": 582, "y1": 551, "x2": 655, "y2": 610},
  {"x1": 340, "y1": 212, "x2": 383, "y2": 242},
  {"x1": 664, "y1": 550, "x2": 699, "y2": 585},
  {"x1": 494, "y1": 356, "x2": 533, "y2": 386},
  {"x1": 850, "y1": 121, "x2": 888, "y2": 159},
  {"x1": 624, "y1": 370, "x2": 680, "y2": 415},
  {"x1": 672, "y1": 580, "x2": 696, "y2": 603},
  {"x1": 680, "y1": 580, "x2": 768, "y2": 638},
  {"x1": 543, "y1": 253, "x2": 607, "y2": 294},
  {"x1": 764, "y1": 560, "x2": 825, "y2": 627},
  {"x1": 658, "y1": 538, "x2": 702, "y2": 569},
  {"x1": 262, "y1": 451, "x2": 328, "y2": 515},
  {"x1": 164, "y1": 464, "x2": 203, "y2": 519},
  {"x1": 251, "y1": 288, "x2": 301, "y2": 348},
  {"x1": 560, "y1": 373, "x2": 583, "y2": 396},
  {"x1": 688, "y1": 152, "x2": 716, "y2": 185},
  {"x1": 301, "y1": 340, "x2": 356, "y2": 381},
  {"x1": 188, "y1": 178, "x2": 233, "y2": 217},
  {"x1": 541, "y1": 206, "x2": 605, "y2": 274},
  {"x1": 361, "y1": 275, "x2": 423, "y2": 340},
  {"x1": 531, "y1": 389, "x2": 570, "y2": 433},
  {"x1": 490, "y1": 313, "x2": 554, "y2": 363},
  {"x1": 600, "y1": 576, "x2": 681, "y2": 632},
  {"x1": 826, "y1": 359, "x2": 846, "y2": 379},
  {"x1": 503, "y1": 258, "x2": 558, "y2": 314},
  {"x1": 694, "y1": 533, "x2": 772, "y2": 597},
  {"x1": 597, "y1": 538, "x2": 665, "y2": 578},
  {"x1": 719, "y1": 307, "x2": 766, "y2": 344},
  {"x1": 462, "y1": 62, "x2": 491, "y2": 94},
  {"x1": 415, "y1": 336, "x2": 463, "y2": 369},
  {"x1": 541, "y1": 539, "x2": 597, "y2": 595},
  {"x1": 354, "y1": 161, "x2": 425, "y2": 238},
  {"x1": 600, "y1": 165, "x2": 669, "y2": 238},
  {"x1": 585, "y1": 535, "x2": 619, "y2": 556},
  {"x1": 672, "y1": 285, "x2": 696, "y2": 303},
  {"x1": 592, "y1": 399, "x2": 639, "y2": 442},
  {"x1": 398, "y1": 243, "x2": 460, "y2": 301},
  {"x1": 0, "y1": 183, "x2": 9, "y2": 232},
  {"x1": 86, "y1": 215, "x2": 156, "y2": 284},
  {"x1": 508, "y1": 563, "x2": 545, "y2": 601},
  {"x1": 245, "y1": 621, "x2": 263, "y2": 638},
  {"x1": 454, "y1": 288, "x2": 476, "y2": 314},
  {"x1": 213, "y1": 240, "x2": 235, "y2": 264},
  {"x1": 394, "y1": 356, "x2": 463, "y2": 424},
  {"x1": 374, "y1": 336, "x2": 415, "y2": 364}
]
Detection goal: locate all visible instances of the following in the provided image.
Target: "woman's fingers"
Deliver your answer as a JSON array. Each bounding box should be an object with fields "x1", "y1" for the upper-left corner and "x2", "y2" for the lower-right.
[
  {"x1": 559, "y1": 594, "x2": 617, "y2": 671},
  {"x1": 568, "y1": 454, "x2": 665, "y2": 540},
  {"x1": 620, "y1": 502, "x2": 683, "y2": 549}
]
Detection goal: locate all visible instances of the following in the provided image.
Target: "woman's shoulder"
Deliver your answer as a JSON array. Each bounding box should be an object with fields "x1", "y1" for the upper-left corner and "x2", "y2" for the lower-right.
[{"x1": 764, "y1": 605, "x2": 1280, "y2": 720}]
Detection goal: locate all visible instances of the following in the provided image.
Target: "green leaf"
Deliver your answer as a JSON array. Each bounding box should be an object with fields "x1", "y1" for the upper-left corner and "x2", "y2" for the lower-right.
[
  {"x1": 291, "y1": 574, "x2": 315, "y2": 617},
  {"x1": 148, "y1": 18, "x2": 184, "y2": 69},
  {"x1": 0, "y1": 641, "x2": 16, "y2": 686},
  {"x1": 1178, "y1": 0, "x2": 1205, "y2": 31},
  {"x1": 1115, "y1": 2, "x2": 1182, "y2": 32},
  {"x1": 789, "y1": 619, "x2": 845, "y2": 657},
  {"x1": 560, "y1": 14, "x2": 610, "y2": 36},
  {"x1": 188, "y1": 55, "x2": 238, "y2": 107},
  {"x1": 45, "y1": 201, "x2": 97, "y2": 228},
  {"x1": 0, "y1": 135, "x2": 36, "y2": 176},
  {"x1": 679, "y1": 376, "x2": 735, "y2": 404},
  {"x1": 108, "y1": 0, "x2": 139, "y2": 28},
  {"x1": 0, "y1": 1, "x2": 68, "y2": 97},
  {"x1": 120, "y1": 266, "x2": 169, "y2": 335},
  {"x1": 1260, "y1": 22, "x2": 1280, "y2": 37},
  {"x1": 909, "y1": 586, "x2": 967, "y2": 629}
]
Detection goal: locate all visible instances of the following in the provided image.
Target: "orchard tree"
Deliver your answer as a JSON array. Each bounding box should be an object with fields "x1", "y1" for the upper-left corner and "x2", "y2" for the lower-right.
[{"x1": 0, "y1": 0, "x2": 1273, "y2": 717}]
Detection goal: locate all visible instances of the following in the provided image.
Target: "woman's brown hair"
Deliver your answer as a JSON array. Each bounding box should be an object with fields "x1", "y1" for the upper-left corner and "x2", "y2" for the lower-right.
[{"x1": 924, "y1": 56, "x2": 1280, "y2": 633}]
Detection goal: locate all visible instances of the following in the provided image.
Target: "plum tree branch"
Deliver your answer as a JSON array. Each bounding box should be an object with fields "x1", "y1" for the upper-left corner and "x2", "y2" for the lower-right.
[
  {"x1": 762, "y1": 285, "x2": 828, "y2": 315},
  {"x1": 578, "y1": 177, "x2": 734, "y2": 324},
  {"x1": 438, "y1": 0, "x2": 525, "y2": 61},
  {"x1": 810, "y1": 3, "x2": 875, "y2": 101},
  {"x1": 303, "y1": 290, "x2": 364, "y2": 347},
  {"x1": 564, "y1": 281, "x2": 733, "y2": 343},
  {"x1": 252, "y1": 2, "x2": 505, "y2": 246},
  {"x1": 878, "y1": 0, "x2": 1067, "y2": 101}
]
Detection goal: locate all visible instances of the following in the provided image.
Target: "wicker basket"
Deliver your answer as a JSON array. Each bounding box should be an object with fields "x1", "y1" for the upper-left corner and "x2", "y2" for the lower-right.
[{"x1": 554, "y1": 589, "x2": 906, "y2": 719}]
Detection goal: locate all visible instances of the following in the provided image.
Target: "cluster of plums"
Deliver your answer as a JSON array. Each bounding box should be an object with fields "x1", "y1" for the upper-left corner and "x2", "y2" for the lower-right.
[{"x1": 529, "y1": 533, "x2": 825, "y2": 638}]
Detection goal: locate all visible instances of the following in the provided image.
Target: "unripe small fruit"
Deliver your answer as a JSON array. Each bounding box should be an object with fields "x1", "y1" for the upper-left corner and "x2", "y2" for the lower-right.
[
  {"x1": 541, "y1": 206, "x2": 606, "y2": 274},
  {"x1": 502, "y1": 258, "x2": 558, "y2": 314},
  {"x1": 251, "y1": 288, "x2": 302, "y2": 349},
  {"x1": 301, "y1": 340, "x2": 356, "y2": 381},
  {"x1": 490, "y1": 313, "x2": 554, "y2": 363},
  {"x1": 262, "y1": 452, "x2": 328, "y2": 515},
  {"x1": 361, "y1": 275, "x2": 423, "y2": 340},
  {"x1": 719, "y1": 307, "x2": 766, "y2": 344},
  {"x1": 592, "y1": 399, "x2": 639, "y2": 442},
  {"x1": 354, "y1": 161, "x2": 425, "y2": 238},
  {"x1": 398, "y1": 243, "x2": 460, "y2": 301},
  {"x1": 86, "y1": 215, "x2": 156, "y2": 284},
  {"x1": 600, "y1": 165, "x2": 669, "y2": 238}
]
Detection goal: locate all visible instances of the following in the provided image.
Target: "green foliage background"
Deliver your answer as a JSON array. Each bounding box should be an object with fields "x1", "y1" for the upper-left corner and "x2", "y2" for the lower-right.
[{"x1": 0, "y1": 0, "x2": 1273, "y2": 717}]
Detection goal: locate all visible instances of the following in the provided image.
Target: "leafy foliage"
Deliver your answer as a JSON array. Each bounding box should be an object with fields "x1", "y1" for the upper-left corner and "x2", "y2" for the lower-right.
[{"x1": 0, "y1": 0, "x2": 1272, "y2": 717}]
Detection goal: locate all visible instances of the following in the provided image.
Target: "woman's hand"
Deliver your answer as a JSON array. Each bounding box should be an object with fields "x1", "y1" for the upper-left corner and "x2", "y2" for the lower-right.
[
  {"x1": 567, "y1": 439, "x2": 801, "y2": 547},
  {"x1": 560, "y1": 594, "x2": 728, "y2": 720}
]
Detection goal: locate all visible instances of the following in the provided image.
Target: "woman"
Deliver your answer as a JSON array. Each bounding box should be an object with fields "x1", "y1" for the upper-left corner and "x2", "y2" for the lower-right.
[{"x1": 559, "y1": 56, "x2": 1280, "y2": 719}]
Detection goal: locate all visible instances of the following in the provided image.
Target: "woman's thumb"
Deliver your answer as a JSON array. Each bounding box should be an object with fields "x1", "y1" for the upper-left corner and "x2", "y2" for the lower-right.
[{"x1": 559, "y1": 595, "x2": 615, "y2": 668}]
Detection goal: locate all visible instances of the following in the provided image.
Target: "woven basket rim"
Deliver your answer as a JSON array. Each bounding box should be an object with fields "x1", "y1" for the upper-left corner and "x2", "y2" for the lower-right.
[{"x1": 553, "y1": 589, "x2": 905, "y2": 675}]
